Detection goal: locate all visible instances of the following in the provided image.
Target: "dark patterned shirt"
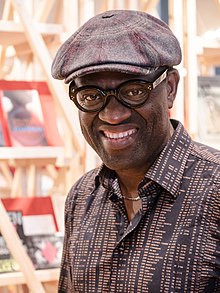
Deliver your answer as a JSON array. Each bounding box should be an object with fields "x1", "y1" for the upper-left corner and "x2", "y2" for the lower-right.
[{"x1": 58, "y1": 120, "x2": 220, "y2": 293}]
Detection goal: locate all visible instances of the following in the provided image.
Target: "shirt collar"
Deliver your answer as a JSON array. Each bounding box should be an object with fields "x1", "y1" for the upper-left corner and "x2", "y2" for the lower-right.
[
  {"x1": 96, "y1": 120, "x2": 192, "y2": 199},
  {"x1": 145, "y1": 119, "x2": 192, "y2": 198},
  {"x1": 95, "y1": 163, "x2": 116, "y2": 190}
]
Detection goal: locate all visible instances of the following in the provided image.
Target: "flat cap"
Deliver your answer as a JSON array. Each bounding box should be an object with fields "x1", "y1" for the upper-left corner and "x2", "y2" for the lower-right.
[{"x1": 51, "y1": 10, "x2": 182, "y2": 83}]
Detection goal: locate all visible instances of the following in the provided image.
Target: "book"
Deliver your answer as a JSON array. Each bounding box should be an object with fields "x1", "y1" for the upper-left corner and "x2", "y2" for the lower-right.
[
  {"x1": 0, "y1": 123, "x2": 4, "y2": 146},
  {"x1": 0, "y1": 211, "x2": 24, "y2": 273},
  {"x1": 0, "y1": 80, "x2": 63, "y2": 147},
  {"x1": 1, "y1": 196, "x2": 59, "y2": 232},
  {"x1": 7, "y1": 210, "x2": 26, "y2": 241},
  {"x1": 24, "y1": 233, "x2": 63, "y2": 269},
  {"x1": 0, "y1": 90, "x2": 11, "y2": 146},
  {"x1": 39, "y1": 94, "x2": 63, "y2": 146},
  {"x1": 0, "y1": 238, "x2": 20, "y2": 273},
  {"x1": 1, "y1": 199, "x2": 63, "y2": 271},
  {"x1": 1, "y1": 89, "x2": 48, "y2": 146}
]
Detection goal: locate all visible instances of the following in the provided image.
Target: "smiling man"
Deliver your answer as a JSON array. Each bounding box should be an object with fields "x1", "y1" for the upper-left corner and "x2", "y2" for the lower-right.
[{"x1": 52, "y1": 10, "x2": 220, "y2": 293}]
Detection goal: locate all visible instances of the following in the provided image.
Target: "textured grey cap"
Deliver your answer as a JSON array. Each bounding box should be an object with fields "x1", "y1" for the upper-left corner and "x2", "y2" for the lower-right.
[{"x1": 51, "y1": 10, "x2": 182, "y2": 83}]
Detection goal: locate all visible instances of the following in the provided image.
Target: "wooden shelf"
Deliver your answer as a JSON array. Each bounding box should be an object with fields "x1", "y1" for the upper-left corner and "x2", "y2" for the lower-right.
[
  {"x1": 0, "y1": 21, "x2": 62, "y2": 46},
  {"x1": 0, "y1": 146, "x2": 65, "y2": 160},
  {"x1": 0, "y1": 268, "x2": 60, "y2": 286}
]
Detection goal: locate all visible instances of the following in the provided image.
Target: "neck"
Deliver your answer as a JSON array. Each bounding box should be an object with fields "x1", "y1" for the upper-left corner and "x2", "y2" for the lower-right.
[
  {"x1": 117, "y1": 171, "x2": 144, "y2": 199},
  {"x1": 116, "y1": 168, "x2": 153, "y2": 221}
]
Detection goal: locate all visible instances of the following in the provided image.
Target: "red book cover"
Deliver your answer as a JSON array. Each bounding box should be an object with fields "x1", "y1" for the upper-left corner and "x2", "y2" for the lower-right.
[
  {"x1": 0, "y1": 200, "x2": 63, "y2": 271},
  {"x1": 39, "y1": 94, "x2": 63, "y2": 146},
  {"x1": 1, "y1": 89, "x2": 48, "y2": 146},
  {"x1": 0, "y1": 90, "x2": 11, "y2": 146},
  {"x1": 0, "y1": 81, "x2": 63, "y2": 147},
  {"x1": 1, "y1": 196, "x2": 59, "y2": 232}
]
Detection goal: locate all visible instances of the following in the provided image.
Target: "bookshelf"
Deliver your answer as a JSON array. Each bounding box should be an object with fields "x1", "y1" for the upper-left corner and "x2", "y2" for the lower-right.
[
  {"x1": 0, "y1": 269, "x2": 59, "y2": 287},
  {"x1": 0, "y1": 146, "x2": 66, "y2": 197},
  {"x1": 0, "y1": 79, "x2": 84, "y2": 197},
  {"x1": 0, "y1": 1, "x2": 85, "y2": 292}
]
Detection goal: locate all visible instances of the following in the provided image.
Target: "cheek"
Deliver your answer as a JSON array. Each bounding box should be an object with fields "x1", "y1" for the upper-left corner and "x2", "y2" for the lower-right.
[
  {"x1": 137, "y1": 96, "x2": 170, "y2": 139},
  {"x1": 79, "y1": 112, "x2": 98, "y2": 148},
  {"x1": 79, "y1": 111, "x2": 94, "y2": 127},
  {"x1": 152, "y1": 93, "x2": 170, "y2": 119},
  {"x1": 79, "y1": 112, "x2": 91, "y2": 138},
  {"x1": 139, "y1": 99, "x2": 169, "y2": 123}
]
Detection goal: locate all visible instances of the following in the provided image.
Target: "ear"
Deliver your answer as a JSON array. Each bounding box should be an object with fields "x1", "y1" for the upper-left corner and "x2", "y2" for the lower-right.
[{"x1": 166, "y1": 68, "x2": 180, "y2": 109}]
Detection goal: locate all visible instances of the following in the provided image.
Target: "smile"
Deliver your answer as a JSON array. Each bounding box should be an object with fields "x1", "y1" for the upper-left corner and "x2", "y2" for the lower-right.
[{"x1": 103, "y1": 129, "x2": 137, "y2": 139}]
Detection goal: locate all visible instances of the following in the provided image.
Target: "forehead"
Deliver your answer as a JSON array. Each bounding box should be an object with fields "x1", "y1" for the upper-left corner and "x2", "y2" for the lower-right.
[{"x1": 74, "y1": 70, "x2": 159, "y2": 88}]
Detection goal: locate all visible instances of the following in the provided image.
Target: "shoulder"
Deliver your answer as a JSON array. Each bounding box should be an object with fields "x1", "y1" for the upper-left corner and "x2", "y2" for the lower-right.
[
  {"x1": 65, "y1": 167, "x2": 100, "y2": 207},
  {"x1": 191, "y1": 140, "x2": 220, "y2": 166},
  {"x1": 71, "y1": 167, "x2": 100, "y2": 192},
  {"x1": 188, "y1": 141, "x2": 220, "y2": 188}
]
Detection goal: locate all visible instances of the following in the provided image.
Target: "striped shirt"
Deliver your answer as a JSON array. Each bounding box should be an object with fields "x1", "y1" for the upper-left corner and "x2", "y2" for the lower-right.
[{"x1": 58, "y1": 120, "x2": 220, "y2": 293}]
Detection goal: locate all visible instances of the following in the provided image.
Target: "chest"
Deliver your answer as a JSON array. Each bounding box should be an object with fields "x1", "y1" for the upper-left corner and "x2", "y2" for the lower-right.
[{"x1": 67, "y1": 189, "x2": 219, "y2": 292}]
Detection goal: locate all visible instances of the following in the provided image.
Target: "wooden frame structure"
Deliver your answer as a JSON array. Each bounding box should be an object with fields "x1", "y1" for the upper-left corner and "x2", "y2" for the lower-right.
[{"x1": 0, "y1": 0, "x2": 219, "y2": 292}]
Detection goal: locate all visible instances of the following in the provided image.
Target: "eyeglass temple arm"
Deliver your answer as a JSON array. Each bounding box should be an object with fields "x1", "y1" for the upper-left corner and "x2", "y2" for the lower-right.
[{"x1": 152, "y1": 69, "x2": 168, "y2": 89}]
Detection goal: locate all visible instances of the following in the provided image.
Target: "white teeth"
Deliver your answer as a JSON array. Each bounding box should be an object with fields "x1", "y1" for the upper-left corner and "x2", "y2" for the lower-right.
[{"x1": 103, "y1": 129, "x2": 136, "y2": 139}]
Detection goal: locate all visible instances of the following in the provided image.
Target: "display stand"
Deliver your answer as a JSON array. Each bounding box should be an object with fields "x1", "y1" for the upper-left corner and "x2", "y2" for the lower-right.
[
  {"x1": 0, "y1": 147, "x2": 64, "y2": 197},
  {"x1": 0, "y1": 200, "x2": 46, "y2": 293},
  {"x1": 0, "y1": 1, "x2": 85, "y2": 289}
]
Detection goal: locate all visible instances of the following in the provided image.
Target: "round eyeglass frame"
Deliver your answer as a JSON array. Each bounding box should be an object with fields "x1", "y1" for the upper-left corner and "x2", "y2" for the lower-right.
[{"x1": 69, "y1": 68, "x2": 168, "y2": 113}]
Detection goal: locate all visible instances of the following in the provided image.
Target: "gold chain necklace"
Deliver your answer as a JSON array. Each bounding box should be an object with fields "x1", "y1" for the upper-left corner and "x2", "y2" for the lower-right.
[
  {"x1": 120, "y1": 181, "x2": 152, "y2": 201},
  {"x1": 121, "y1": 195, "x2": 141, "y2": 201}
]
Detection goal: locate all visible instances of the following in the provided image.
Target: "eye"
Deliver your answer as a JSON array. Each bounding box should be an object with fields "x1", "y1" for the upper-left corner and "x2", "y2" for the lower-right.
[
  {"x1": 76, "y1": 88, "x2": 104, "y2": 109},
  {"x1": 120, "y1": 82, "x2": 148, "y2": 102},
  {"x1": 126, "y1": 89, "x2": 144, "y2": 97},
  {"x1": 83, "y1": 93, "x2": 102, "y2": 101}
]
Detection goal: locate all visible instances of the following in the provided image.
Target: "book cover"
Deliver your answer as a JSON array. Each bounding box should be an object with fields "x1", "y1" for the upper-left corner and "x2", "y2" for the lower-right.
[
  {"x1": 1, "y1": 89, "x2": 48, "y2": 146},
  {"x1": 0, "y1": 80, "x2": 63, "y2": 147},
  {"x1": 1, "y1": 196, "x2": 59, "y2": 232},
  {"x1": 198, "y1": 76, "x2": 220, "y2": 150},
  {"x1": 0, "y1": 237, "x2": 20, "y2": 273},
  {"x1": 0, "y1": 90, "x2": 11, "y2": 146},
  {"x1": 24, "y1": 233, "x2": 63, "y2": 269},
  {"x1": 0, "y1": 121, "x2": 4, "y2": 146},
  {"x1": 0, "y1": 211, "x2": 24, "y2": 273},
  {"x1": 39, "y1": 94, "x2": 63, "y2": 146},
  {"x1": 0, "y1": 200, "x2": 62, "y2": 271}
]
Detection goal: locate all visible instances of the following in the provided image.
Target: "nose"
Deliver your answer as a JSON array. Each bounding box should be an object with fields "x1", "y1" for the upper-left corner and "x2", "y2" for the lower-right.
[{"x1": 98, "y1": 96, "x2": 131, "y2": 124}]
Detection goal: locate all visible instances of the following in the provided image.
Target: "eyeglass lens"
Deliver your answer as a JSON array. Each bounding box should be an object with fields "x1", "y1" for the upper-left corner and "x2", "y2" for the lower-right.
[
  {"x1": 69, "y1": 69, "x2": 167, "y2": 112},
  {"x1": 76, "y1": 81, "x2": 151, "y2": 111}
]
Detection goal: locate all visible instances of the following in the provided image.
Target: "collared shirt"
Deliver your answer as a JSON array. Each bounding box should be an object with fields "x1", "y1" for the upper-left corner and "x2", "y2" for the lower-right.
[{"x1": 58, "y1": 120, "x2": 220, "y2": 293}]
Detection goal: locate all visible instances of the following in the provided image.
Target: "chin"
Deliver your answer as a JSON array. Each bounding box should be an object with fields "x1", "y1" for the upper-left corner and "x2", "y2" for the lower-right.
[{"x1": 101, "y1": 155, "x2": 137, "y2": 171}]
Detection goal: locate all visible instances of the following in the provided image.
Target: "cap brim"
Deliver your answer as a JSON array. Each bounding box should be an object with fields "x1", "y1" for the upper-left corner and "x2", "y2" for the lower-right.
[{"x1": 64, "y1": 63, "x2": 158, "y2": 83}]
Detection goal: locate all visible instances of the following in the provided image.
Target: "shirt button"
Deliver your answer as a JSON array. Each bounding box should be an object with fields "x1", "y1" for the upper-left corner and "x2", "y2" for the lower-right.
[{"x1": 118, "y1": 242, "x2": 124, "y2": 252}]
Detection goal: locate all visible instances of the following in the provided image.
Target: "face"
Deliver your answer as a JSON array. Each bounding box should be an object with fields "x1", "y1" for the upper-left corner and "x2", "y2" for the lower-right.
[{"x1": 74, "y1": 69, "x2": 179, "y2": 174}]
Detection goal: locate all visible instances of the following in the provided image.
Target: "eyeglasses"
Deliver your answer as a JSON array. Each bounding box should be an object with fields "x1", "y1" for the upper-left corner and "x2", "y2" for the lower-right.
[{"x1": 69, "y1": 68, "x2": 168, "y2": 113}]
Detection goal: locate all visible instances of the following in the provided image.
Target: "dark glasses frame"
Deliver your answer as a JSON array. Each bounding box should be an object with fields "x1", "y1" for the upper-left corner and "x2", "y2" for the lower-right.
[{"x1": 69, "y1": 68, "x2": 168, "y2": 113}]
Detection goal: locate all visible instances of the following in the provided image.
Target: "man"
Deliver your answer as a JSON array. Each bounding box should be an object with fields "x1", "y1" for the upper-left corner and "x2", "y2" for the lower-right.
[{"x1": 51, "y1": 10, "x2": 220, "y2": 293}]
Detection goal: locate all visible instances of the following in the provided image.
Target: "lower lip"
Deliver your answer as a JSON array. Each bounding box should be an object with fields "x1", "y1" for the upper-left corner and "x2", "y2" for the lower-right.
[{"x1": 102, "y1": 132, "x2": 137, "y2": 150}]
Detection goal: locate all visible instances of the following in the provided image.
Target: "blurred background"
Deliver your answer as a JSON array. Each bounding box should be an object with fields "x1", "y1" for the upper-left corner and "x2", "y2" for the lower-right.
[{"x1": 0, "y1": 0, "x2": 220, "y2": 292}]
